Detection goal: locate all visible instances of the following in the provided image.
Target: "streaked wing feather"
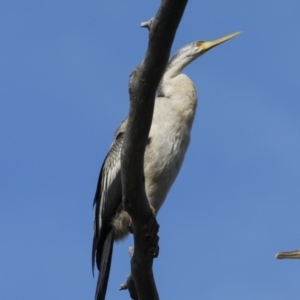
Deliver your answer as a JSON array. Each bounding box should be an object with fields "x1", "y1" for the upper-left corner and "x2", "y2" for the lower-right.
[{"x1": 92, "y1": 118, "x2": 127, "y2": 271}]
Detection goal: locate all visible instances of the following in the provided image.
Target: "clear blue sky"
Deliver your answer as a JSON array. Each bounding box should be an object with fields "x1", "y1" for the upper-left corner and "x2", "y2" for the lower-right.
[{"x1": 1, "y1": 1, "x2": 300, "y2": 299}]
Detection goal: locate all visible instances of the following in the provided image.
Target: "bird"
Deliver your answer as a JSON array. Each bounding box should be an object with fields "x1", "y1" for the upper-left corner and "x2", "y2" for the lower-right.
[
  {"x1": 92, "y1": 31, "x2": 241, "y2": 300},
  {"x1": 276, "y1": 249, "x2": 300, "y2": 259}
]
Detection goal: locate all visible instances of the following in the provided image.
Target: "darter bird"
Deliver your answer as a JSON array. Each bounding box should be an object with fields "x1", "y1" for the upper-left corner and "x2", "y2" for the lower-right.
[{"x1": 92, "y1": 31, "x2": 241, "y2": 300}]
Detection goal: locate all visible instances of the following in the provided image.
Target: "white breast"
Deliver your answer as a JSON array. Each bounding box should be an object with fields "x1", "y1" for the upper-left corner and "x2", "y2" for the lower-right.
[{"x1": 144, "y1": 74, "x2": 198, "y2": 212}]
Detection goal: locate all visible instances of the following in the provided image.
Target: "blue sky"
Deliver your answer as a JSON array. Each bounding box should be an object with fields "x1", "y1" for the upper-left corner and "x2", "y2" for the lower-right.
[{"x1": 1, "y1": 1, "x2": 300, "y2": 299}]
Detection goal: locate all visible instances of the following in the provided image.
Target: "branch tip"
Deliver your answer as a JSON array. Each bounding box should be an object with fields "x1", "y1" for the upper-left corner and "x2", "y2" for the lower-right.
[
  {"x1": 141, "y1": 17, "x2": 154, "y2": 30},
  {"x1": 119, "y1": 283, "x2": 128, "y2": 291}
]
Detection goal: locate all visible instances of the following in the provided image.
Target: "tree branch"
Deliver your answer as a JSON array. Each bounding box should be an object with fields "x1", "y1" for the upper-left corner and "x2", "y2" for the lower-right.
[{"x1": 121, "y1": 0, "x2": 188, "y2": 299}]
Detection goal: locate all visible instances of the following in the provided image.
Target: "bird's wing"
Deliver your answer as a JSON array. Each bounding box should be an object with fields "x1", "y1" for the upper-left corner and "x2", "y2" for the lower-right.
[{"x1": 92, "y1": 118, "x2": 128, "y2": 271}]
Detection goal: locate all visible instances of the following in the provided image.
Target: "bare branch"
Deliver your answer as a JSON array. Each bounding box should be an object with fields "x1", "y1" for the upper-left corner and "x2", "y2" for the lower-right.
[
  {"x1": 140, "y1": 18, "x2": 154, "y2": 30},
  {"x1": 276, "y1": 248, "x2": 300, "y2": 259},
  {"x1": 121, "y1": 0, "x2": 188, "y2": 299},
  {"x1": 120, "y1": 275, "x2": 138, "y2": 300}
]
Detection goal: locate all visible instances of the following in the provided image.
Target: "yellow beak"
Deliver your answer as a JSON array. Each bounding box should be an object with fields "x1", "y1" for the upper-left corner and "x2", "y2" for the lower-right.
[
  {"x1": 276, "y1": 249, "x2": 300, "y2": 259},
  {"x1": 201, "y1": 31, "x2": 242, "y2": 52}
]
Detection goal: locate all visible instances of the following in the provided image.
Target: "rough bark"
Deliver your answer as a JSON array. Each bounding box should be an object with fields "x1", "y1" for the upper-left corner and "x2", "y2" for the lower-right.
[{"x1": 121, "y1": 0, "x2": 188, "y2": 299}]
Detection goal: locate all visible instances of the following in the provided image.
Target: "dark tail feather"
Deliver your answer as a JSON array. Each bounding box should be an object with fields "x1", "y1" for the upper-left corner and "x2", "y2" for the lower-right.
[{"x1": 95, "y1": 230, "x2": 114, "y2": 300}]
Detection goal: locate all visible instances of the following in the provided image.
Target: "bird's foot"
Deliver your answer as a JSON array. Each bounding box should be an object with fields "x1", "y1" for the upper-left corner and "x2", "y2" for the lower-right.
[
  {"x1": 143, "y1": 213, "x2": 160, "y2": 258},
  {"x1": 128, "y1": 246, "x2": 134, "y2": 258},
  {"x1": 127, "y1": 218, "x2": 133, "y2": 234},
  {"x1": 127, "y1": 205, "x2": 155, "y2": 235}
]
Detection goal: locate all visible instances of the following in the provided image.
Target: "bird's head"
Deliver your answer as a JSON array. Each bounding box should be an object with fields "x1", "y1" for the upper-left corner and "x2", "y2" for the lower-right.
[{"x1": 164, "y1": 31, "x2": 241, "y2": 79}]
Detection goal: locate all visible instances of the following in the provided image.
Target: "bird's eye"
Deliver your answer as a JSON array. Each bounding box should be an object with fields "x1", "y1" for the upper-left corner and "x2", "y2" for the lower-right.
[{"x1": 196, "y1": 41, "x2": 204, "y2": 47}]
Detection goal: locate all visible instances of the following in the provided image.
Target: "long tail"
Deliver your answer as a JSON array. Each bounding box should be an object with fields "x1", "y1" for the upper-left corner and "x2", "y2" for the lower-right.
[{"x1": 94, "y1": 230, "x2": 114, "y2": 300}]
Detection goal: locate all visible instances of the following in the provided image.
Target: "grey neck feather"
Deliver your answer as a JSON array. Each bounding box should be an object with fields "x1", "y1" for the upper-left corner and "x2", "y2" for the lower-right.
[{"x1": 157, "y1": 42, "x2": 199, "y2": 97}]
